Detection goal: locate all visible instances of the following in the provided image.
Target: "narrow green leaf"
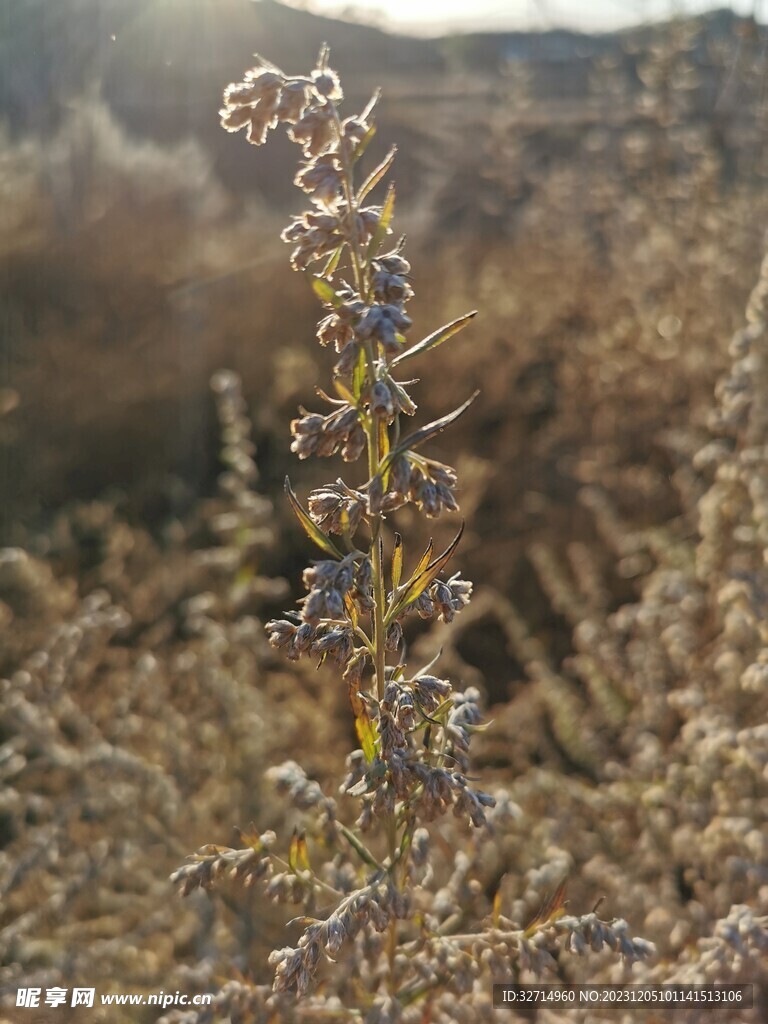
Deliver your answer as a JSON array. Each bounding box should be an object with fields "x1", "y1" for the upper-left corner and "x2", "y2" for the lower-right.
[
  {"x1": 320, "y1": 245, "x2": 343, "y2": 279},
  {"x1": 388, "y1": 524, "x2": 464, "y2": 622},
  {"x1": 524, "y1": 881, "x2": 569, "y2": 937},
  {"x1": 391, "y1": 310, "x2": 478, "y2": 367},
  {"x1": 315, "y1": 387, "x2": 346, "y2": 406},
  {"x1": 339, "y1": 504, "x2": 354, "y2": 547},
  {"x1": 388, "y1": 378, "x2": 416, "y2": 416},
  {"x1": 296, "y1": 834, "x2": 311, "y2": 872},
  {"x1": 389, "y1": 392, "x2": 479, "y2": 463},
  {"x1": 399, "y1": 820, "x2": 415, "y2": 859},
  {"x1": 358, "y1": 146, "x2": 396, "y2": 202},
  {"x1": 366, "y1": 183, "x2": 395, "y2": 262},
  {"x1": 413, "y1": 698, "x2": 443, "y2": 728},
  {"x1": 377, "y1": 417, "x2": 390, "y2": 461},
  {"x1": 352, "y1": 346, "x2": 367, "y2": 401},
  {"x1": 288, "y1": 829, "x2": 300, "y2": 872},
  {"x1": 337, "y1": 822, "x2": 381, "y2": 869},
  {"x1": 311, "y1": 277, "x2": 340, "y2": 307},
  {"x1": 285, "y1": 477, "x2": 343, "y2": 559},
  {"x1": 333, "y1": 378, "x2": 356, "y2": 405},
  {"x1": 344, "y1": 590, "x2": 358, "y2": 629},
  {"x1": 351, "y1": 121, "x2": 377, "y2": 164},
  {"x1": 360, "y1": 89, "x2": 381, "y2": 123},
  {"x1": 415, "y1": 647, "x2": 443, "y2": 678},
  {"x1": 391, "y1": 533, "x2": 404, "y2": 590},
  {"x1": 356, "y1": 712, "x2": 378, "y2": 765},
  {"x1": 414, "y1": 539, "x2": 434, "y2": 579},
  {"x1": 348, "y1": 678, "x2": 377, "y2": 765}
]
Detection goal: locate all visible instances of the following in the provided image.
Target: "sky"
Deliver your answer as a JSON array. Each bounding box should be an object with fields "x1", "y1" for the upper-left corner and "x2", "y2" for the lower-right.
[{"x1": 283, "y1": 0, "x2": 763, "y2": 35}]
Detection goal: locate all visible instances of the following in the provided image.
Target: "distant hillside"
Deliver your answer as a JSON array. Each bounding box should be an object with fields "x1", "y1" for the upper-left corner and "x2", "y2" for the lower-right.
[
  {"x1": 0, "y1": 0, "x2": 446, "y2": 202},
  {"x1": 0, "y1": 1, "x2": 755, "y2": 203}
]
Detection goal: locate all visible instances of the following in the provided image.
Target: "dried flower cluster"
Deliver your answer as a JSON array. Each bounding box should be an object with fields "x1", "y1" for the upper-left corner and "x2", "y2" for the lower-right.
[
  {"x1": 169, "y1": 49, "x2": 652, "y2": 1021},
  {"x1": 0, "y1": 378, "x2": 300, "y2": 1021},
  {"x1": 446, "y1": 244, "x2": 768, "y2": 1021}
]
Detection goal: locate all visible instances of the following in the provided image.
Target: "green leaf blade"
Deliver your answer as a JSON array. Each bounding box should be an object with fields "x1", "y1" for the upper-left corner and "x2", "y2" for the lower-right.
[
  {"x1": 386, "y1": 392, "x2": 479, "y2": 467},
  {"x1": 320, "y1": 245, "x2": 344, "y2": 280},
  {"x1": 366, "y1": 183, "x2": 396, "y2": 262},
  {"x1": 351, "y1": 121, "x2": 377, "y2": 164},
  {"x1": 311, "y1": 277, "x2": 340, "y2": 307},
  {"x1": 388, "y1": 524, "x2": 464, "y2": 622},
  {"x1": 352, "y1": 346, "x2": 368, "y2": 401},
  {"x1": 391, "y1": 533, "x2": 404, "y2": 591},
  {"x1": 285, "y1": 477, "x2": 344, "y2": 559},
  {"x1": 358, "y1": 146, "x2": 396, "y2": 202},
  {"x1": 391, "y1": 310, "x2": 478, "y2": 367}
]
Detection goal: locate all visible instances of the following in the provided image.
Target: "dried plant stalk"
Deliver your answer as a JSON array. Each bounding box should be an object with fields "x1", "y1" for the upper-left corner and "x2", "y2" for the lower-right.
[{"x1": 171, "y1": 48, "x2": 652, "y2": 1020}]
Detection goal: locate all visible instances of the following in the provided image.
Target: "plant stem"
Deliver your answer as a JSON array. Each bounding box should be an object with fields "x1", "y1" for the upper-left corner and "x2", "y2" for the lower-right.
[
  {"x1": 331, "y1": 100, "x2": 402, "y2": 997},
  {"x1": 330, "y1": 104, "x2": 386, "y2": 697},
  {"x1": 269, "y1": 854, "x2": 344, "y2": 901},
  {"x1": 330, "y1": 102, "x2": 392, "y2": 711}
]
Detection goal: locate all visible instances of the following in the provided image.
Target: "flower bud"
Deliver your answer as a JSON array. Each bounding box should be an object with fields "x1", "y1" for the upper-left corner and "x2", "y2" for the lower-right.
[{"x1": 370, "y1": 381, "x2": 395, "y2": 421}]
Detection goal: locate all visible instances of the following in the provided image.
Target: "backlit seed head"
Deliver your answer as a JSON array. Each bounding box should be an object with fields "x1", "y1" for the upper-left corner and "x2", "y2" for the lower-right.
[
  {"x1": 275, "y1": 78, "x2": 311, "y2": 123},
  {"x1": 312, "y1": 627, "x2": 354, "y2": 665},
  {"x1": 308, "y1": 484, "x2": 365, "y2": 535},
  {"x1": 312, "y1": 68, "x2": 343, "y2": 101},
  {"x1": 342, "y1": 115, "x2": 370, "y2": 144},
  {"x1": 289, "y1": 107, "x2": 336, "y2": 157}
]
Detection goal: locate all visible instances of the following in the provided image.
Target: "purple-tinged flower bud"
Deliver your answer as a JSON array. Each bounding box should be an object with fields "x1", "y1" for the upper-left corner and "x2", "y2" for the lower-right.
[
  {"x1": 390, "y1": 456, "x2": 411, "y2": 497},
  {"x1": 354, "y1": 558, "x2": 374, "y2": 610},
  {"x1": 334, "y1": 340, "x2": 362, "y2": 377},
  {"x1": 366, "y1": 474, "x2": 384, "y2": 515},
  {"x1": 341, "y1": 423, "x2": 366, "y2": 462},
  {"x1": 370, "y1": 381, "x2": 395, "y2": 421},
  {"x1": 395, "y1": 689, "x2": 415, "y2": 730},
  {"x1": 343, "y1": 653, "x2": 367, "y2": 689},
  {"x1": 311, "y1": 627, "x2": 353, "y2": 665},
  {"x1": 385, "y1": 621, "x2": 403, "y2": 652},
  {"x1": 265, "y1": 619, "x2": 297, "y2": 649},
  {"x1": 381, "y1": 681, "x2": 400, "y2": 712},
  {"x1": 311, "y1": 68, "x2": 343, "y2": 101},
  {"x1": 308, "y1": 484, "x2": 365, "y2": 535},
  {"x1": 413, "y1": 674, "x2": 451, "y2": 710},
  {"x1": 288, "y1": 622, "x2": 315, "y2": 659}
]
